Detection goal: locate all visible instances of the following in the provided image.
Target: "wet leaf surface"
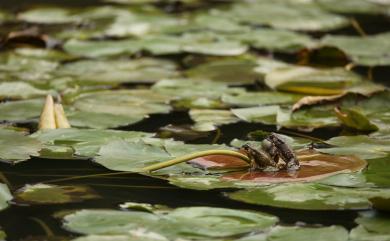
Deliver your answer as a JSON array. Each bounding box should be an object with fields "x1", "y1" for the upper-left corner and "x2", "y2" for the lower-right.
[
  {"x1": 63, "y1": 206, "x2": 278, "y2": 240},
  {"x1": 0, "y1": 129, "x2": 42, "y2": 163},
  {"x1": 228, "y1": 183, "x2": 390, "y2": 210}
]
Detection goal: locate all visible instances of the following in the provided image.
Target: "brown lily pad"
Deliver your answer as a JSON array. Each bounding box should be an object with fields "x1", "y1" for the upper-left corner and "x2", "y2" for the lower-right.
[{"x1": 189, "y1": 149, "x2": 367, "y2": 183}]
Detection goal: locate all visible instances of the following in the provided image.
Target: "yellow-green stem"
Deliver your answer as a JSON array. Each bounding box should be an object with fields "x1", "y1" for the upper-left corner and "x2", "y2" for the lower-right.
[{"x1": 141, "y1": 150, "x2": 251, "y2": 173}]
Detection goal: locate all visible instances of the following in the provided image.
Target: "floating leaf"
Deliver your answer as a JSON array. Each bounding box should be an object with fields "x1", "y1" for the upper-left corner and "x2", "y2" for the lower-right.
[
  {"x1": 67, "y1": 111, "x2": 143, "y2": 129},
  {"x1": 190, "y1": 109, "x2": 240, "y2": 131},
  {"x1": 57, "y1": 58, "x2": 178, "y2": 85},
  {"x1": 186, "y1": 56, "x2": 262, "y2": 84},
  {"x1": 71, "y1": 89, "x2": 172, "y2": 120},
  {"x1": 266, "y1": 225, "x2": 348, "y2": 241},
  {"x1": 335, "y1": 107, "x2": 379, "y2": 131},
  {"x1": 0, "y1": 129, "x2": 42, "y2": 163},
  {"x1": 231, "y1": 28, "x2": 315, "y2": 53},
  {"x1": 316, "y1": 0, "x2": 390, "y2": 15},
  {"x1": 13, "y1": 184, "x2": 99, "y2": 205},
  {"x1": 321, "y1": 32, "x2": 390, "y2": 66},
  {"x1": 350, "y1": 211, "x2": 390, "y2": 241},
  {"x1": 0, "y1": 82, "x2": 50, "y2": 100},
  {"x1": 264, "y1": 66, "x2": 362, "y2": 95},
  {"x1": 63, "y1": 206, "x2": 277, "y2": 240},
  {"x1": 232, "y1": 105, "x2": 280, "y2": 125},
  {"x1": 320, "y1": 135, "x2": 390, "y2": 159},
  {"x1": 220, "y1": 0, "x2": 349, "y2": 31},
  {"x1": 228, "y1": 183, "x2": 390, "y2": 210},
  {"x1": 0, "y1": 99, "x2": 43, "y2": 122},
  {"x1": 17, "y1": 7, "x2": 81, "y2": 24},
  {"x1": 222, "y1": 91, "x2": 303, "y2": 107},
  {"x1": 192, "y1": 149, "x2": 366, "y2": 183}
]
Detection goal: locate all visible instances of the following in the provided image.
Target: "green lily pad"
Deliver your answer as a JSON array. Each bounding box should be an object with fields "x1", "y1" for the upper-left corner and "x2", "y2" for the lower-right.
[
  {"x1": 350, "y1": 211, "x2": 390, "y2": 241},
  {"x1": 222, "y1": 91, "x2": 303, "y2": 107},
  {"x1": 63, "y1": 206, "x2": 277, "y2": 240},
  {"x1": 267, "y1": 225, "x2": 348, "y2": 241},
  {"x1": 32, "y1": 128, "x2": 152, "y2": 158},
  {"x1": 264, "y1": 66, "x2": 362, "y2": 95},
  {"x1": 67, "y1": 111, "x2": 143, "y2": 129},
  {"x1": 0, "y1": 183, "x2": 12, "y2": 211},
  {"x1": 13, "y1": 184, "x2": 99, "y2": 205},
  {"x1": 228, "y1": 183, "x2": 390, "y2": 210},
  {"x1": 316, "y1": 0, "x2": 390, "y2": 15},
  {"x1": 71, "y1": 89, "x2": 172, "y2": 119},
  {"x1": 231, "y1": 28, "x2": 315, "y2": 53},
  {"x1": 57, "y1": 58, "x2": 178, "y2": 85},
  {"x1": 0, "y1": 53, "x2": 58, "y2": 86},
  {"x1": 363, "y1": 155, "x2": 390, "y2": 187},
  {"x1": 17, "y1": 7, "x2": 81, "y2": 24},
  {"x1": 320, "y1": 135, "x2": 390, "y2": 159},
  {"x1": 95, "y1": 138, "x2": 229, "y2": 174},
  {"x1": 0, "y1": 82, "x2": 50, "y2": 100},
  {"x1": 72, "y1": 235, "x2": 163, "y2": 241},
  {"x1": 220, "y1": 0, "x2": 349, "y2": 31},
  {"x1": 321, "y1": 32, "x2": 390, "y2": 66},
  {"x1": 0, "y1": 129, "x2": 42, "y2": 163},
  {"x1": 186, "y1": 56, "x2": 262, "y2": 84},
  {"x1": 232, "y1": 105, "x2": 280, "y2": 125},
  {"x1": 335, "y1": 107, "x2": 379, "y2": 131},
  {"x1": 0, "y1": 99, "x2": 43, "y2": 122},
  {"x1": 190, "y1": 109, "x2": 240, "y2": 131}
]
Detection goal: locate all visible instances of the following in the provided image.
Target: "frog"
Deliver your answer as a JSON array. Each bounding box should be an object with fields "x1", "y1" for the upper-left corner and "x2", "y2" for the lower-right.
[{"x1": 239, "y1": 133, "x2": 300, "y2": 171}]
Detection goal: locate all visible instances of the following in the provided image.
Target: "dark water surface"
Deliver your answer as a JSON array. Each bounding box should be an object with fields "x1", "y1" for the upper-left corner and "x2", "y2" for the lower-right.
[{"x1": 1, "y1": 1, "x2": 390, "y2": 240}]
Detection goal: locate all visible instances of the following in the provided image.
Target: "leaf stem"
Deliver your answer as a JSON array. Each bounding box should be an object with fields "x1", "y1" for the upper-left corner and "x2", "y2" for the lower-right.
[{"x1": 142, "y1": 150, "x2": 251, "y2": 173}]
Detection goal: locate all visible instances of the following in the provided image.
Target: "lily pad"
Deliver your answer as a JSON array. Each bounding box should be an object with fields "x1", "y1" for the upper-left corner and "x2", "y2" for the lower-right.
[
  {"x1": 0, "y1": 99, "x2": 43, "y2": 122},
  {"x1": 321, "y1": 32, "x2": 390, "y2": 66},
  {"x1": 220, "y1": 0, "x2": 349, "y2": 31},
  {"x1": 266, "y1": 225, "x2": 348, "y2": 241},
  {"x1": 67, "y1": 111, "x2": 143, "y2": 129},
  {"x1": 0, "y1": 183, "x2": 12, "y2": 211},
  {"x1": 13, "y1": 184, "x2": 99, "y2": 205},
  {"x1": 32, "y1": 128, "x2": 152, "y2": 158},
  {"x1": 222, "y1": 91, "x2": 303, "y2": 107},
  {"x1": 319, "y1": 135, "x2": 390, "y2": 159},
  {"x1": 264, "y1": 66, "x2": 362, "y2": 95},
  {"x1": 350, "y1": 211, "x2": 390, "y2": 241},
  {"x1": 192, "y1": 149, "x2": 366, "y2": 183},
  {"x1": 186, "y1": 56, "x2": 262, "y2": 84},
  {"x1": 17, "y1": 7, "x2": 81, "y2": 24},
  {"x1": 63, "y1": 206, "x2": 278, "y2": 240},
  {"x1": 71, "y1": 89, "x2": 172, "y2": 119},
  {"x1": 57, "y1": 58, "x2": 178, "y2": 85},
  {"x1": 228, "y1": 183, "x2": 390, "y2": 210},
  {"x1": 190, "y1": 109, "x2": 240, "y2": 131},
  {"x1": 316, "y1": 0, "x2": 390, "y2": 15},
  {"x1": 231, "y1": 28, "x2": 315, "y2": 53},
  {"x1": 0, "y1": 129, "x2": 42, "y2": 163},
  {"x1": 0, "y1": 82, "x2": 50, "y2": 100}
]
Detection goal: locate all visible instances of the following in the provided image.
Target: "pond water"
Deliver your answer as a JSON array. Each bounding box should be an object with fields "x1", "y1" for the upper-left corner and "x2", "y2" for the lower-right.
[{"x1": 1, "y1": 0, "x2": 390, "y2": 240}]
